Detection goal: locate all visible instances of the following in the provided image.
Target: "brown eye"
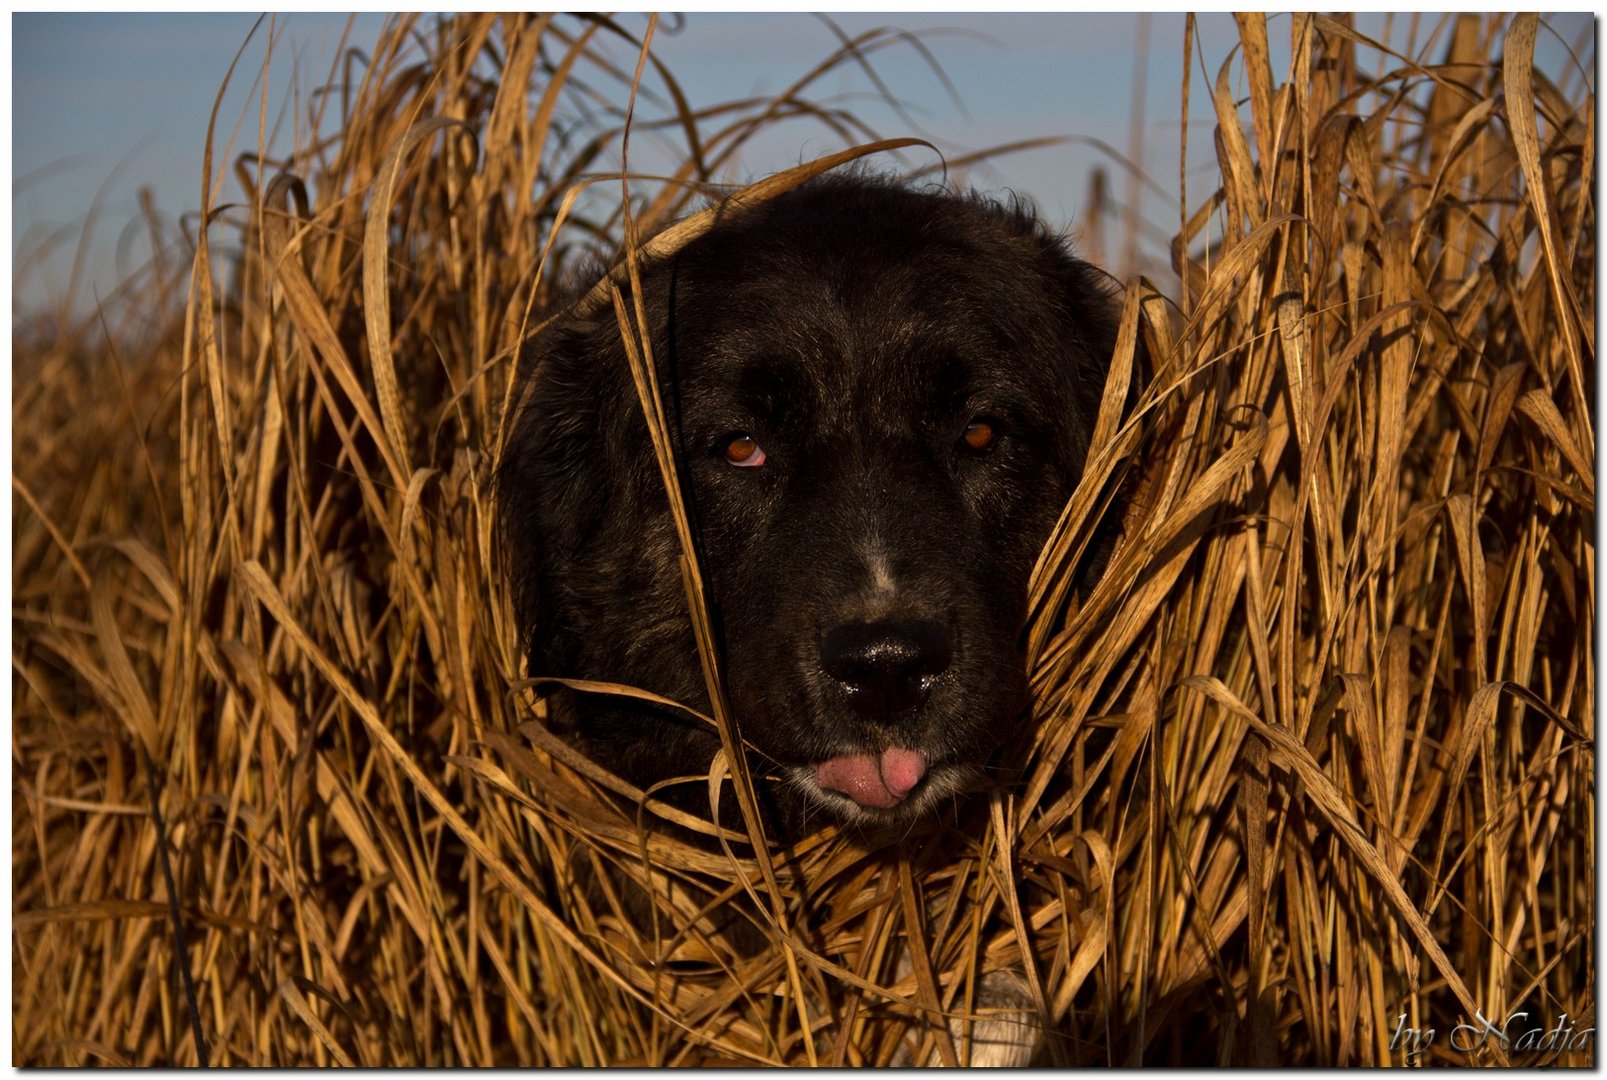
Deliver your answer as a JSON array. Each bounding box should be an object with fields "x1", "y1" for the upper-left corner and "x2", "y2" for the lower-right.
[
  {"x1": 961, "y1": 419, "x2": 996, "y2": 452},
  {"x1": 723, "y1": 434, "x2": 766, "y2": 467}
]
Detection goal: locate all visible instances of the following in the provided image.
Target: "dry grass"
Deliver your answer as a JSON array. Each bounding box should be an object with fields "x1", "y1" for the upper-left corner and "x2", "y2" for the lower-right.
[{"x1": 12, "y1": 12, "x2": 1594, "y2": 1065}]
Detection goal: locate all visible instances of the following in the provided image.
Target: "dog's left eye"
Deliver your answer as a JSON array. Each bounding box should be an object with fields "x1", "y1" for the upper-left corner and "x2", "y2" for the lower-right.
[
  {"x1": 960, "y1": 418, "x2": 998, "y2": 453},
  {"x1": 722, "y1": 434, "x2": 767, "y2": 467}
]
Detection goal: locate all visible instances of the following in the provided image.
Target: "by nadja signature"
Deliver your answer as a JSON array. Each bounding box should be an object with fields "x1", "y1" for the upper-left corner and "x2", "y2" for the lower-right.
[{"x1": 1389, "y1": 1009, "x2": 1595, "y2": 1060}]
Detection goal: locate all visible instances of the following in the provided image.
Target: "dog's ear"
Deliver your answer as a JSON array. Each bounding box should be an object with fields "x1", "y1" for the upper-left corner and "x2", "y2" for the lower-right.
[
  {"x1": 497, "y1": 315, "x2": 622, "y2": 661},
  {"x1": 1032, "y1": 243, "x2": 1141, "y2": 591},
  {"x1": 963, "y1": 192, "x2": 1126, "y2": 429},
  {"x1": 1048, "y1": 247, "x2": 1127, "y2": 415}
]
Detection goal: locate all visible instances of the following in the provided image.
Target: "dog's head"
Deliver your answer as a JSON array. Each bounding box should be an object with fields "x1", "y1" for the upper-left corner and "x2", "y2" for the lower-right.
[{"x1": 500, "y1": 175, "x2": 1120, "y2": 828}]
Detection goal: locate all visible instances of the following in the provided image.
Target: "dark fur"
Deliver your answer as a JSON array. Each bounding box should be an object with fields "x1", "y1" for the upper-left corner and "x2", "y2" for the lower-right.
[{"x1": 498, "y1": 174, "x2": 1119, "y2": 839}]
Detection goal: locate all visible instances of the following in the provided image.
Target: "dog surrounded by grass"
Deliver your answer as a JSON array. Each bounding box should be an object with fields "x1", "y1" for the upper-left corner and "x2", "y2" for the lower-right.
[
  {"x1": 499, "y1": 173, "x2": 1120, "y2": 838},
  {"x1": 496, "y1": 173, "x2": 1121, "y2": 1063}
]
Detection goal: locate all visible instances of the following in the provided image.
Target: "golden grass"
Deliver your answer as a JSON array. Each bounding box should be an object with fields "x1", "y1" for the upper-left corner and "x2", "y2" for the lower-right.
[{"x1": 12, "y1": 12, "x2": 1594, "y2": 1065}]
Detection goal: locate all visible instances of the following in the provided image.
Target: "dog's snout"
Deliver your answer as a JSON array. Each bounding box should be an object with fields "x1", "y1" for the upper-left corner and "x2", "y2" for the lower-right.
[{"x1": 820, "y1": 618, "x2": 952, "y2": 716}]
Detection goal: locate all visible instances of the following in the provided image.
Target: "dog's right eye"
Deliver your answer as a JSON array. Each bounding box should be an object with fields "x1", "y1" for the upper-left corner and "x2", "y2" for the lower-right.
[
  {"x1": 959, "y1": 417, "x2": 998, "y2": 454},
  {"x1": 722, "y1": 434, "x2": 767, "y2": 467}
]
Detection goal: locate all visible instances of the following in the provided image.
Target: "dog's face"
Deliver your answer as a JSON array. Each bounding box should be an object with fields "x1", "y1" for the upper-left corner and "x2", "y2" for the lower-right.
[{"x1": 501, "y1": 176, "x2": 1119, "y2": 830}]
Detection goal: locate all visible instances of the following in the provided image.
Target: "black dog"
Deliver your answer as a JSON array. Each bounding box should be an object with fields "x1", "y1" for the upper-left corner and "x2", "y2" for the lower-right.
[{"x1": 499, "y1": 173, "x2": 1119, "y2": 839}]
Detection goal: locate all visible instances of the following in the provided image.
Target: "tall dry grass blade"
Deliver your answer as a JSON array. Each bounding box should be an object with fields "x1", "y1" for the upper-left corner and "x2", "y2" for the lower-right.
[
  {"x1": 574, "y1": 137, "x2": 933, "y2": 320},
  {"x1": 1503, "y1": 15, "x2": 1594, "y2": 430},
  {"x1": 232, "y1": 561, "x2": 661, "y2": 1015},
  {"x1": 363, "y1": 115, "x2": 477, "y2": 478},
  {"x1": 1179, "y1": 676, "x2": 1500, "y2": 1058}
]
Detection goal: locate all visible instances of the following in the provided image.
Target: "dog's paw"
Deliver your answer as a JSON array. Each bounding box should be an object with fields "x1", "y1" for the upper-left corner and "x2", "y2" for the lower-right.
[
  {"x1": 952, "y1": 968, "x2": 1041, "y2": 1067},
  {"x1": 892, "y1": 967, "x2": 1042, "y2": 1067}
]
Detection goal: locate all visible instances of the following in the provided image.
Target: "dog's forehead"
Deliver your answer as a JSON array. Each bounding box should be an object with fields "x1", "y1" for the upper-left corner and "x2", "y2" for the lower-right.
[
  {"x1": 673, "y1": 284, "x2": 1020, "y2": 427},
  {"x1": 668, "y1": 236, "x2": 1051, "y2": 400}
]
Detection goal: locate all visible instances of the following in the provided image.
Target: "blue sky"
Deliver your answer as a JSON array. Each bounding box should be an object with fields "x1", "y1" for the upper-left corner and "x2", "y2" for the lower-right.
[{"x1": 11, "y1": 12, "x2": 1596, "y2": 317}]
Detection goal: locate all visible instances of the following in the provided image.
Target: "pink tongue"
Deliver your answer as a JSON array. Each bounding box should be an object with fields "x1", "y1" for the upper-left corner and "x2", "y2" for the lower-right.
[{"x1": 815, "y1": 747, "x2": 928, "y2": 809}]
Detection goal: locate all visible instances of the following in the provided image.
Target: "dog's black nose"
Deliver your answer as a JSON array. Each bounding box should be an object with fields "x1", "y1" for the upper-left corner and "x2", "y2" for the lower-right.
[{"x1": 820, "y1": 618, "x2": 952, "y2": 717}]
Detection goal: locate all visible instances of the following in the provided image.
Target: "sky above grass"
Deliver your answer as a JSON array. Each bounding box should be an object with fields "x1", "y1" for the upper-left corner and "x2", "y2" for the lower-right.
[{"x1": 12, "y1": 12, "x2": 1595, "y2": 319}]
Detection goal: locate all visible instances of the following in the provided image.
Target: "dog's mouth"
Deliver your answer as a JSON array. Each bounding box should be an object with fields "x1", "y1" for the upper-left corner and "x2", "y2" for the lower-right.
[
  {"x1": 777, "y1": 742, "x2": 988, "y2": 824},
  {"x1": 812, "y1": 746, "x2": 929, "y2": 810}
]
